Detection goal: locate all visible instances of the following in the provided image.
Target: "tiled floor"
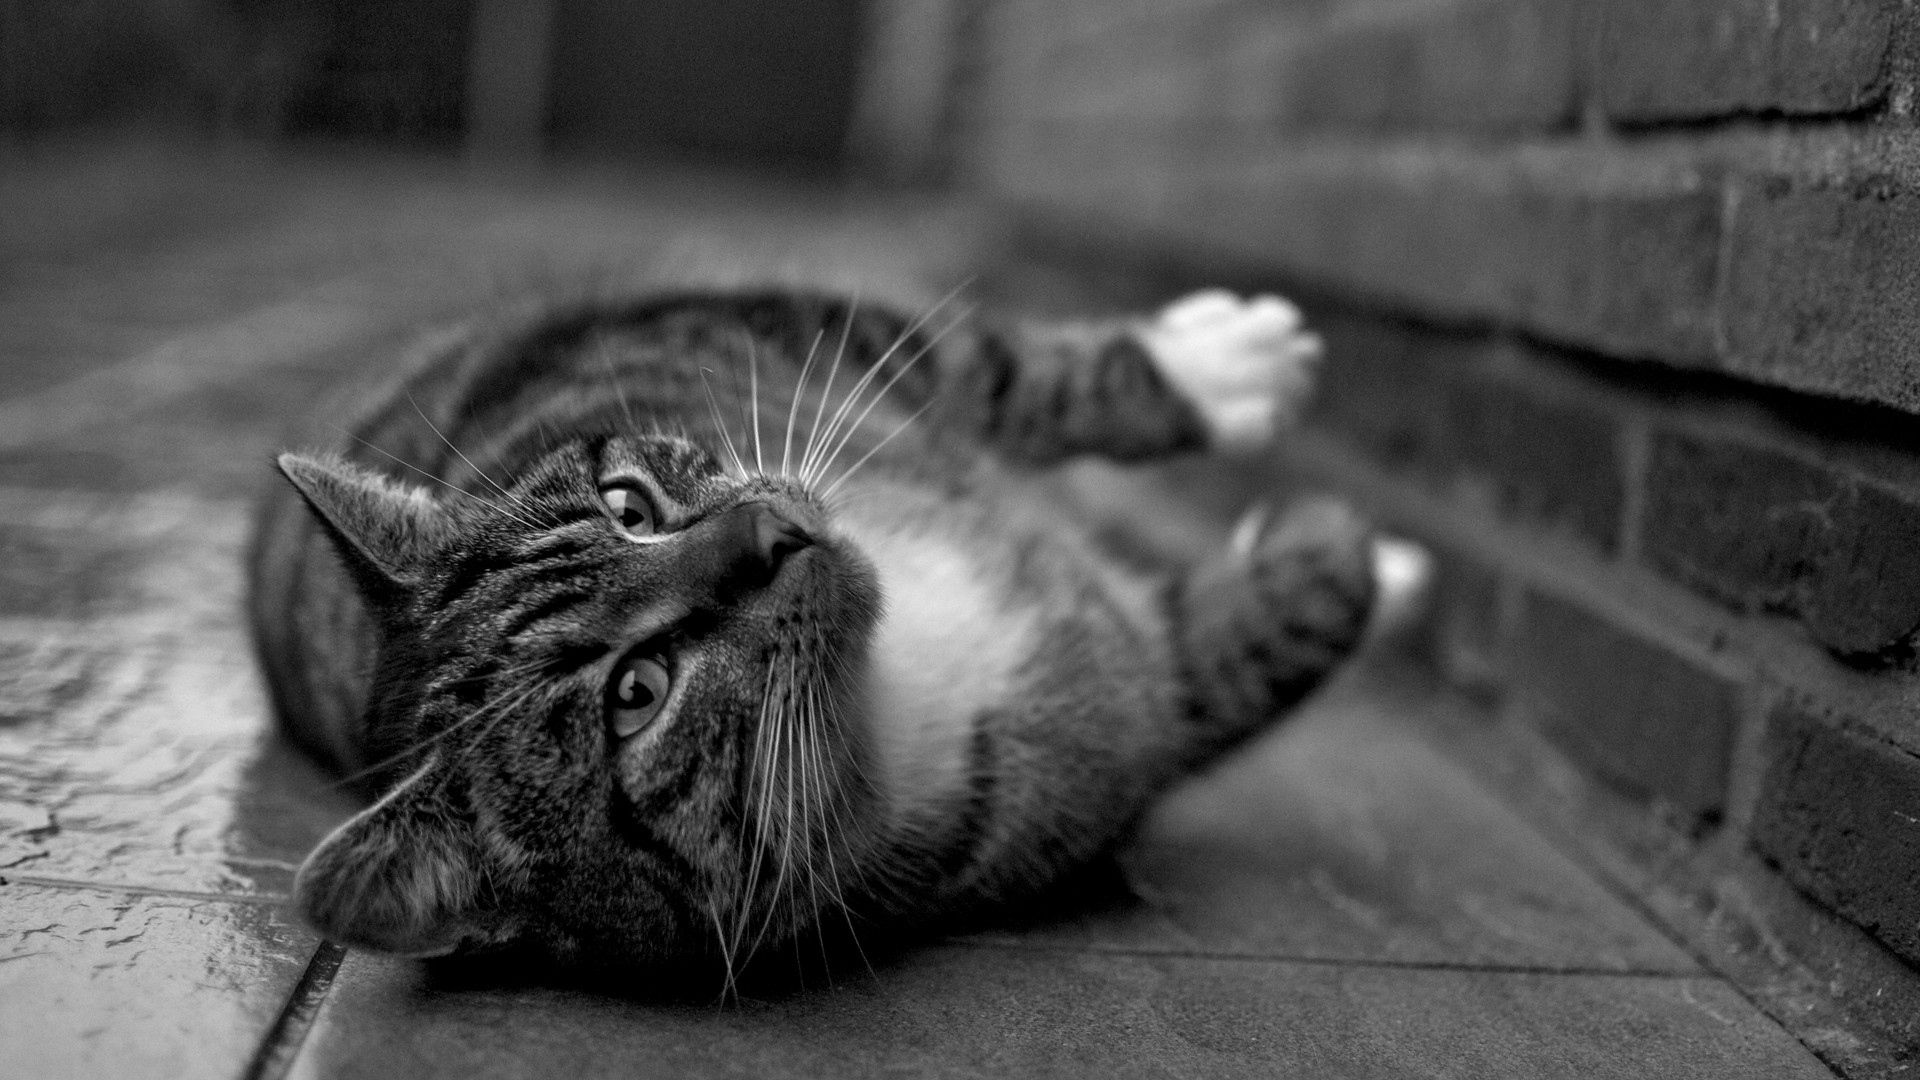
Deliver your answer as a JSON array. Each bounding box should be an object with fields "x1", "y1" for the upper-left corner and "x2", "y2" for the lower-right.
[{"x1": 0, "y1": 138, "x2": 1839, "y2": 1079}]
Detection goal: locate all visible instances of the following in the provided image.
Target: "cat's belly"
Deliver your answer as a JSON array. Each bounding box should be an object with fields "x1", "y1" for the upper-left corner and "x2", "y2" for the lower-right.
[{"x1": 832, "y1": 490, "x2": 1042, "y2": 828}]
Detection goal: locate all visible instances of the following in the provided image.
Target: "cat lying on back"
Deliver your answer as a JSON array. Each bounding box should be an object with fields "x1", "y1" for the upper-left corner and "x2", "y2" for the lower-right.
[{"x1": 248, "y1": 285, "x2": 1376, "y2": 977}]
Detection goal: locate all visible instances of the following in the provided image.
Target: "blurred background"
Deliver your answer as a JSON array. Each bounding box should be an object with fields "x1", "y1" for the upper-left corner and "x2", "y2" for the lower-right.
[
  {"x1": 6, "y1": 2, "x2": 1920, "y2": 1075},
  {"x1": 1, "y1": 0, "x2": 920, "y2": 172}
]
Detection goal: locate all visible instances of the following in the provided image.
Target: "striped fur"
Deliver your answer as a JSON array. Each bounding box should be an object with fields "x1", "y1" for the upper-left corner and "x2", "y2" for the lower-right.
[{"x1": 247, "y1": 288, "x2": 1375, "y2": 980}]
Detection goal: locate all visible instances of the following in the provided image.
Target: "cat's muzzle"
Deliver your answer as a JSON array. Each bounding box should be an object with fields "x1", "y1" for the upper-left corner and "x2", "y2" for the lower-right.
[{"x1": 708, "y1": 500, "x2": 814, "y2": 593}]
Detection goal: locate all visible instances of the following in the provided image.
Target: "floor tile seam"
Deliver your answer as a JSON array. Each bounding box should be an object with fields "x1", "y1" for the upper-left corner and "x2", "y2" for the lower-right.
[
  {"x1": 242, "y1": 941, "x2": 348, "y2": 1080},
  {"x1": 942, "y1": 937, "x2": 1710, "y2": 979},
  {"x1": 1, "y1": 872, "x2": 290, "y2": 905},
  {"x1": 0, "y1": 262, "x2": 450, "y2": 451},
  {"x1": 0, "y1": 612, "x2": 248, "y2": 640},
  {"x1": 0, "y1": 271, "x2": 370, "y2": 441},
  {"x1": 1488, "y1": 821, "x2": 1857, "y2": 1074},
  {"x1": 0, "y1": 482, "x2": 253, "y2": 515},
  {"x1": 1367, "y1": 666, "x2": 1852, "y2": 1075}
]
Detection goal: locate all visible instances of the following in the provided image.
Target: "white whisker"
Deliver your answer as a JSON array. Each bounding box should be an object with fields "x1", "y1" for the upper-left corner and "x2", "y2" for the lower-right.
[
  {"x1": 781, "y1": 664, "x2": 815, "y2": 992},
  {"x1": 803, "y1": 314, "x2": 931, "y2": 485},
  {"x1": 782, "y1": 329, "x2": 825, "y2": 477},
  {"x1": 325, "y1": 677, "x2": 549, "y2": 791},
  {"x1": 807, "y1": 308, "x2": 969, "y2": 489},
  {"x1": 786, "y1": 657, "x2": 825, "y2": 976},
  {"x1": 732, "y1": 662, "x2": 780, "y2": 966},
  {"x1": 330, "y1": 426, "x2": 540, "y2": 531},
  {"x1": 821, "y1": 400, "x2": 934, "y2": 502},
  {"x1": 798, "y1": 670, "x2": 874, "y2": 983},
  {"x1": 698, "y1": 367, "x2": 749, "y2": 477},
  {"x1": 804, "y1": 289, "x2": 951, "y2": 484},
  {"x1": 803, "y1": 285, "x2": 969, "y2": 486},
  {"x1": 746, "y1": 331, "x2": 765, "y2": 474},
  {"x1": 774, "y1": 666, "x2": 800, "y2": 950},
  {"x1": 720, "y1": 345, "x2": 760, "y2": 477},
  {"x1": 707, "y1": 894, "x2": 740, "y2": 1004},
  {"x1": 800, "y1": 296, "x2": 860, "y2": 481},
  {"x1": 743, "y1": 659, "x2": 798, "y2": 963},
  {"x1": 596, "y1": 337, "x2": 640, "y2": 434},
  {"x1": 439, "y1": 656, "x2": 556, "y2": 687},
  {"x1": 406, "y1": 393, "x2": 544, "y2": 526}
]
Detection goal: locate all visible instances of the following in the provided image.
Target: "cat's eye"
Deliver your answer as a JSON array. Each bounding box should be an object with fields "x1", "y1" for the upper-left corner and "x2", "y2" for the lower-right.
[
  {"x1": 607, "y1": 654, "x2": 671, "y2": 738},
  {"x1": 601, "y1": 484, "x2": 656, "y2": 538}
]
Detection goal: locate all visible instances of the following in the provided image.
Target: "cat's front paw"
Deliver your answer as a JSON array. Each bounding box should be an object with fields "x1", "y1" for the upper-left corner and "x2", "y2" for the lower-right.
[{"x1": 1137, "y1": 289, "x2": 1322, "y2": 454}]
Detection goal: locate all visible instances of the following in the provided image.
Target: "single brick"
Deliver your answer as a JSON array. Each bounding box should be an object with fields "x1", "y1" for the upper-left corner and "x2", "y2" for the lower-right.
[
  {"x1": 1105, "y1": 143, "x2": 1514, "y2": 328},
  {"x1": 1722, "y1": 153, "x2": 1920, "y2": 414},
  {"x1": 1307, "y1": 314, "x2": 1473, "y2": 471},
  {"x1": 1443, "y1": 368, "x2": 1627, "y2": 553},
  {"x1": 1590, "y1": 0, "x2": 1892, "y2": 122},
  {"x1": 1137, "y1": 131, "x2": 1920, "y2": 416},
  {"x1": 1511, "y1": 588, "x2": 1742, "y2": 824},
  {"x1": 1531, "y1": 177, "x2": 1723, "y2": 363},
  {"x1": 1641, "y1": 428, "x2": 1920, "y2": 658},
  {"x1": 1278, "y1": 0, "x2": 1577, "y2": 133},
  {"x1": 1320, "y1": 153, "x2": 1525, "y2": 327},
  {"x1": 0, "y1": 520, "x2": 144, "y2": 617},
  {"x1": 1821, "y1": 480, "x2": 1920, "y2": 653},
  {"x1": 0, "y1": 636, "x2": 102, "y2": 726},
  {"x1": 1310, "y1": 317, "x2": 1627, "y2": 552},
  {"x1": 1043, "y1": 24, "x2": 1218, "y2": 124},
  {"x1": 1423, "y1": 547, "x2": 1508, "y2": 693},
  {"x1": 1213, "y1": 11, "x2": 1299, "y2": 126},
  {"x1": 1148, "y1": 141, "x2": 1724, "y2": 365},
  {"x1": 1752, "y1": 702, "x2": 1920, "y2": 968}
]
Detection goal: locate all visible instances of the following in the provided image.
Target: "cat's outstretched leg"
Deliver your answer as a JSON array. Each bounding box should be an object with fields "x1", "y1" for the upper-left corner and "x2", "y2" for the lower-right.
[
  {"x1": 1167, "y1": 497, "x2": 1376, "y2": 769},
  {"x1": 948, "y1": 289, "x2": 1322, "y2": 465},
  {"x1": 1134, "y1": 289, "x2": 1321, "y2": 455}
]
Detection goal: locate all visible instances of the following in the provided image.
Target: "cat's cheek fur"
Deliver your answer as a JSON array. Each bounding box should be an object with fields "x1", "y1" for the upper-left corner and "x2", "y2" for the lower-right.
[{"x1": 294, "y1": 761, "x2": 518, "y2": 957}]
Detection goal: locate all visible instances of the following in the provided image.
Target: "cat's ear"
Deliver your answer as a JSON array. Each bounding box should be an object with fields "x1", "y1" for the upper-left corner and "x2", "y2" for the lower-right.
[
  {"x1": 294, "y1": 761, "x2": 521, "y2": 957},
  {"x1": 277, "y1": 452, "x2": 448, "y2": 604}
]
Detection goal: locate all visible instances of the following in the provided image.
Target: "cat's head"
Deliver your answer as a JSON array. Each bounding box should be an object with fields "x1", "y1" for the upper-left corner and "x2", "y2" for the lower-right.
[{"x1": 276, "y1": 433, "x2": 882, "y2": 969}]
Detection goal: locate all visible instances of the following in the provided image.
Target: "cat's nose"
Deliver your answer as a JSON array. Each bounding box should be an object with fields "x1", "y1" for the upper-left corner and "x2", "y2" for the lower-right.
[
  {"x1": 714, "y1": 501, "x2": 812, "y2": 591},
  {"x1": 753, "y1": 504, "x2": 813, "y2": 569}
]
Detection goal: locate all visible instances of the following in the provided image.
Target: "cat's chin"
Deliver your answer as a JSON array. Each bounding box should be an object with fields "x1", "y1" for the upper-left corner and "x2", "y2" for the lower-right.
[{"x1": 765, "y1": 526, "x2": 884, "y2": 637}]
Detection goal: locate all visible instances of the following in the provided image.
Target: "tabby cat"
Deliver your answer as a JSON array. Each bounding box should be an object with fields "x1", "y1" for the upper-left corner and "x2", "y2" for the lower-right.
[{"x1": 247, "y1": 285, "x2": 1376, "y2": 978}]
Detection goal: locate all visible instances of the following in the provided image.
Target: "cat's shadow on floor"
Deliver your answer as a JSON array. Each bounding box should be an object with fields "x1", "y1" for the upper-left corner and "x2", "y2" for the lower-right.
[
  {"x1": 234, "y1": 723, "x2": 1150, "y2": 1006},
  {"x1": 414, "y1": 858, "x2": 1144, "y2": 1006}
]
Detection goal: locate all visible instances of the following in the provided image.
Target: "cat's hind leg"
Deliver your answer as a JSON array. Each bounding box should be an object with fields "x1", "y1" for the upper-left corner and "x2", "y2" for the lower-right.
[{"x1": 1167, "y1": 497, "x2": 1376, "y2": 769}]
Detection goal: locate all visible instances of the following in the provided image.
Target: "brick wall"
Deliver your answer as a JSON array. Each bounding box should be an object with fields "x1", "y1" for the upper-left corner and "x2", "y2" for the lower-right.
[{"x1": 955, "y1": 0, "x2": 1920, "y2": 1068}]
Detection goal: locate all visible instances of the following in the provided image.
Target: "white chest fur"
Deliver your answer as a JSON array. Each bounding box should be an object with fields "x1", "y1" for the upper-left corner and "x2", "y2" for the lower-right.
[{"x1": 834, "y1": 507, "x2": 1038, "y2": 824}]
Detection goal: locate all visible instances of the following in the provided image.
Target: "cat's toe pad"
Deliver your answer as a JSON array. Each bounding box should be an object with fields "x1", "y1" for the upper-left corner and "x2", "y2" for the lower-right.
[{"x1": 1139, "y1": 289, "x2": 1322, "y2": 453}]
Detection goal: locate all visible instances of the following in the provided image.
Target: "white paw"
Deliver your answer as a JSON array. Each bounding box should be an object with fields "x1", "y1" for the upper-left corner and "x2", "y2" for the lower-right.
[
  {"x1": 1137, "y1": 289, "x2": 1322, "y2": 453},
  {"x1": 1369, "y1": 535, "x2": 1435, "y2": 639}
]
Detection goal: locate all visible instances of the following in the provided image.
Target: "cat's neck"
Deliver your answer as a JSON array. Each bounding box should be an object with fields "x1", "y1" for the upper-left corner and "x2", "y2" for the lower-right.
[{"x1": 833, "y1": 483, "x2": 1039, "y2": 835}]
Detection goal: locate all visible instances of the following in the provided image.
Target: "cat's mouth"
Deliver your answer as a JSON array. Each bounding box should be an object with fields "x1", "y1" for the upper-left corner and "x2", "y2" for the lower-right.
[
  {"x1": 698, "y1": 484, "x2": 881, "y2": 641},
  {"x1": 762, "y1": 518, "x2": 881, "y2": 628}
]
